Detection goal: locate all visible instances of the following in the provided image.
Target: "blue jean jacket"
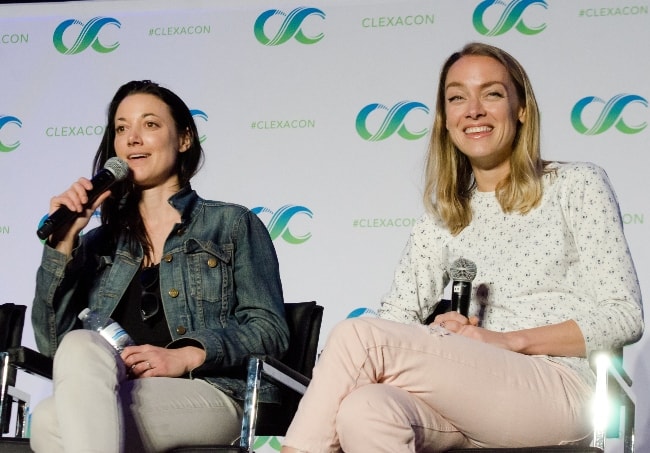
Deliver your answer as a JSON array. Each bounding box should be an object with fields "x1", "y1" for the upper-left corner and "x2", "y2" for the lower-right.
[{"x1": 32, "y1": 186, "x2": 289, "y2": 402}]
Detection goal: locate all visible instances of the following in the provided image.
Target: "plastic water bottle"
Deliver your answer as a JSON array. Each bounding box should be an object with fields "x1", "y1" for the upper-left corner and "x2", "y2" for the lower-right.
[{"x1": 78, "y1": 307, "x2": 135, "y2": 352}]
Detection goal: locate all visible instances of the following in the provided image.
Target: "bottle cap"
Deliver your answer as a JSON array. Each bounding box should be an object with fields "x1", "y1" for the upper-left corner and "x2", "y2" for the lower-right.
[{"x1": 78, "y1": 307, "x2": 91, "y2": 320}]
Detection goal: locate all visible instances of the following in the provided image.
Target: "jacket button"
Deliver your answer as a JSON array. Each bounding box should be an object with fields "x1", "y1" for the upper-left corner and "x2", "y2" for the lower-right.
[
  {"x1": 163, "y1": 254, "x2": 173, "y2": 263},
  {"x1": 176, "y1": 326, "x2": 187, "y2": 335},
  {"x1": 168, "y1": 288, "x2": 179, "y2": 298},
  {"x1": 207, "y1": 257, "x2": 218, "y2": 268}
]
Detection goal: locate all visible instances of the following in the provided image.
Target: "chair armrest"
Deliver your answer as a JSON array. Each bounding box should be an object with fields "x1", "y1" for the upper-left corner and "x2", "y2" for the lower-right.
[
  {"x1": 8, "y1": 346, "x2": 53, "y2": 380},
  {"x1": 254, "y1": 355, "x2": 310, "y2": 395},
  {"x1": 606, "y1": 352, "x2": 632, "y2": 387},
  {"x1": 239, "y1": 355, "x2": 311, "y2": 451},
  {"x1": 591, "y1": 350, "x2": 635, "y2": 452}
]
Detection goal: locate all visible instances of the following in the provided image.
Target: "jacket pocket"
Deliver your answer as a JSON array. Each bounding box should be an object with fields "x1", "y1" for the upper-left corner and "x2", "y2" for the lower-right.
[{"x1": 184, "y1": 239, "x2": 233, "y2": 303}]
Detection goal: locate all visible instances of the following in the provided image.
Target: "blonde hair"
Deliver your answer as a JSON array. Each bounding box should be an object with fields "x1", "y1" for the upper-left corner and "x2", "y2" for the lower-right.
[{"x1": 423, "y1": 42, "x2": 549, "y2": 235}]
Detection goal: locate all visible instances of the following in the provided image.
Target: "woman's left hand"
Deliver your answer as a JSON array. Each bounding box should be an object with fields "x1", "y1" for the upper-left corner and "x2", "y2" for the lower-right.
[{"x1": 121, "y1": 344, "x2": 206, "y2": 379}]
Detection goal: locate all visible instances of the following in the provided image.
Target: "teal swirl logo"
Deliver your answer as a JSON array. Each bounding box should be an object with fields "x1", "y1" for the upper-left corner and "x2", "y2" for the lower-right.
[
  {"x1": 190, "y1": 109, "x2": 208, "y2": 143},
  {"x1": 253, "y1": 436, "x2": 282, "y2": 451},
  {"x1": 252, "y1": 205, "x2": 313, "y2": 244},
  {"x1": 254, "y1": 7, "x2": 325, "y2": 45},
  {"x1": 571, "y1": 94, "x2": 648, "y2": 135},
  {"x1": 0, "y1": 115, "x2": 22, "y2": 152},
  {"x1": 347, "y1": 307, "x2": 378, "y2": 318},
  {"x1": 53, "y1": 17, "x2": 121, "y2": 54},
  {"x1": 473, "y1": 0, "x2": 547, "y2": 36},
  {"x1": 356, "y1": 101, "x2": 430, "y2": 141}
]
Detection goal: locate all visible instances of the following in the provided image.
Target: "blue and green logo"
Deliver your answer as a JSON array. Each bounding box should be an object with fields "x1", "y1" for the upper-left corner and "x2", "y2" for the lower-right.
[
  {"x1": 252, "y1": 205, "x2": 313, "y2": 244},
  {"x1": 254, "y1": 7, "x2": 325, "y2": 45},
  {"x1": 473, "y1": 0, "x2": 547, "y2": 36},
  {"x1": 190, "y1": 109, "x2": 208, "y2": 143},
  {"x1": 253, "y1": 436, "x2": 282, "y2": 451},
  {"x1": 53, "y1": 17, "x2": 121, "y2": 54},
  {"x1": 347, "y1": 307, "x2": 378, "y2": 318},
  {"x1": 356, "y1": 101, "x2": 429, "y2": 141},
  {"x1": 571, "y1": 94, "x2": 647, "y2": 135},
  {"x1": 0, "y1": 115, "x2": 22, "y2": 152}
]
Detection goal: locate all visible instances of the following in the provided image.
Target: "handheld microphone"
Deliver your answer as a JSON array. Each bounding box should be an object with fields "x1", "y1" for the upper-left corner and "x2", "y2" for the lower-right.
[
  {"x1": 36, "y1": 157, "x2": 129, "y2": 240},
  {"x1": 449, "y1": 257, "x2": 477, "y2": 317}
]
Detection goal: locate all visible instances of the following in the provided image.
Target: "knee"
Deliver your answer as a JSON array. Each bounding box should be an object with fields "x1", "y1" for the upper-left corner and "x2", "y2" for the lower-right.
[
  {"x1": 54, "y1": 329, "x2": 120, "y2": 375},
  {"x1": 328, "y1": 317, "x2": 378, "y2": 345},
  {"x1": 336, "y1": 384, "x2": 407, "y2": 434},
  {"x1": 330, "y1": 317, "x2": 362, "y2": 336},
  {"x1": 336, "y1": 385, "x2": 422, "y2": 452},
  {"x1": 58, "y1": 329, "x2": 102, "y2": 354},
  {"x1": 336, "y1": 386, "x2": 371, "y2": 431}
]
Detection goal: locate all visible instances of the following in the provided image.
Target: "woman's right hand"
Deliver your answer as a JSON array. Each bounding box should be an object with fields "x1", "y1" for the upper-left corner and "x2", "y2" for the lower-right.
[
  {"x1": 429, "y1": 311, "x2": 480, "y2": 333},
  {"x1": 46, "y1": 177, "x2": 111, "y2": 253}
]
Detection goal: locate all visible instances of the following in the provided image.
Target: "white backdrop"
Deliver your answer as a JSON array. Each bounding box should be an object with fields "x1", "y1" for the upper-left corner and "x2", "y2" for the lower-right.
[{"x1": 0, "y1": 0, "x2": 647, "y2": 451}]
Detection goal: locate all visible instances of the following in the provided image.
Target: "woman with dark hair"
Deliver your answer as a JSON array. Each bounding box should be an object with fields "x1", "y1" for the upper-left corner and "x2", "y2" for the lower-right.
[
  {"x1": 280, "y1": 43, "x2": 643, "y2": 452},
  {"x1": 30, "y1": 80, "x2": 289, "y2": 452}
]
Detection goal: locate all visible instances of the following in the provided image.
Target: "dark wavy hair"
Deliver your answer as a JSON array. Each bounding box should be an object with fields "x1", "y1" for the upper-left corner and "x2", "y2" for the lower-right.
[{"x1": 92, "y1": 80, "x2": 204, "y2": 256}]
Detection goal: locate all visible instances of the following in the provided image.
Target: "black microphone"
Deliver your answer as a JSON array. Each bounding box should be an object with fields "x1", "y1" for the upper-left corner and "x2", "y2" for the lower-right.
[
  {"x1": 36, "y1": 157, "x2": 129, "y2": 240},
  {"x1": 449, "y1": 257, "x2": 477, "y2": 317}
]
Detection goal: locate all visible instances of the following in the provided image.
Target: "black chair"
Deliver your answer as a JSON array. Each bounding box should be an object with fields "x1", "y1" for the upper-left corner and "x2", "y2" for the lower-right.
[
  {"x1": 0, "y1": 303, "x2": 53, "y2": 453},
  {"x1": 0, "y1": 303, "x2": 26, "y2": 436},
  {"x1": 169, "y1": 300, "x2": 324, "y2": 453}
]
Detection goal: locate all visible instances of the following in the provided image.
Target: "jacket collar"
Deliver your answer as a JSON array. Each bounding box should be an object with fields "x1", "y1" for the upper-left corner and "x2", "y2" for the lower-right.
[{"x1": 167, "y1": 185, "x2": 200, "y2": 225}]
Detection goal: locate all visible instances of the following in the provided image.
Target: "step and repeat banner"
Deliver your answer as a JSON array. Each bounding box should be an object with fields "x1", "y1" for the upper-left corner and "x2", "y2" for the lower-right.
[{"x1": 1, "y1": 0, "x2": 648, "y2": 450}]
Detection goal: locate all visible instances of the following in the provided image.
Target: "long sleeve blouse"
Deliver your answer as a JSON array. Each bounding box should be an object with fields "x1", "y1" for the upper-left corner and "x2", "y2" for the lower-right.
[{"x1": 378, "y1": 161, "x2": 644, "y2": 386}]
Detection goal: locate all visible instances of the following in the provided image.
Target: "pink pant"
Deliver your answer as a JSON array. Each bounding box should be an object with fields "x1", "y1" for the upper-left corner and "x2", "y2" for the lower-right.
[{"x1": 283, "y1": 317, "x2": 593, "y2": 453}]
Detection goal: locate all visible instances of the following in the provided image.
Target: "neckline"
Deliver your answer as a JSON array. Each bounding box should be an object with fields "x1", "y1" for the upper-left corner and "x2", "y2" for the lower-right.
[{"x1": 472, "y1": 189, "x2": 496, "y2": 199}]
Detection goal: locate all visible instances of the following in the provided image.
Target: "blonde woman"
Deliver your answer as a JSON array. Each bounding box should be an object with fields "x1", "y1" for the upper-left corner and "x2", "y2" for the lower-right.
[{"x1": 281, "y1": 43, "x2": 643, "y2": 452}]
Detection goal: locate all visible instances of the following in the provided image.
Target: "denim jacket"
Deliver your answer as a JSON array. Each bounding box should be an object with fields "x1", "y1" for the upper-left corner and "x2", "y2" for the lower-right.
[{"x1": 32, "y1": 186, "x2": 289, "y2": 403}]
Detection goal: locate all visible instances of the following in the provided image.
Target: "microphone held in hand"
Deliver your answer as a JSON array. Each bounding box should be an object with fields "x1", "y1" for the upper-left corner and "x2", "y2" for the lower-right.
[
  {"x1": 449, "y1": 257, "x2": 477, "y2": 317},
  {"x1": 36, "y1": 157, "x2": 129, "y2": 240}
]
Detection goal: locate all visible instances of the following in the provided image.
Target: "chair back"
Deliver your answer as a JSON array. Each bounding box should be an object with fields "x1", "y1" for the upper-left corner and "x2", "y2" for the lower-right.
[
  {"x1": 0, "y1": 304, "x2": 26, "y2": 352},
  {"x1": 255, "y1": 301, "x2": 323, "y2": 437},
  {"x1": 281, "y1": 301, "x2": 323, "y2": 379},
  {"x1": 0, "y1": 304, "x2": 27, "y2": 434}
]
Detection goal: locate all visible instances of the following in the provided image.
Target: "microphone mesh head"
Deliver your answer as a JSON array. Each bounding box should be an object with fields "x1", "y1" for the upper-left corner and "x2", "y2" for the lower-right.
[
  {"x1": 450, "y1": 257, "x2": 477, "y2": 282},
  {"x1": 104, "y1": 157, "x2": 129, "y2": 181}
]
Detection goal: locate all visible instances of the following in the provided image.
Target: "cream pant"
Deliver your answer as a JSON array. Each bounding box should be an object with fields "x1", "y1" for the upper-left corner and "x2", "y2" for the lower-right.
[
  {"x1": 30, "y1": 329, "x2": 243, "y2": 453},
  {"x1": 283, "y1": 317, "x2": 593, "y2": 453}
]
